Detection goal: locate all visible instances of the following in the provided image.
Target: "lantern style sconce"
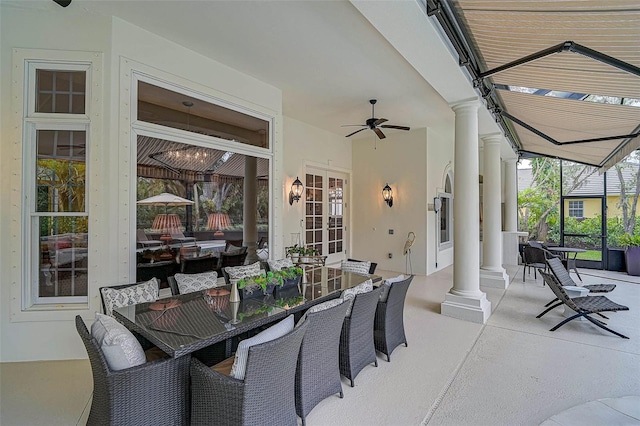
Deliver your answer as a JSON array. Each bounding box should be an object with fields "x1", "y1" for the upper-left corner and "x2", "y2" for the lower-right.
[
  {"x1": 289, "y1": 176, "x2": 304, "y2": 205},
  {"x1": 382, "y1": 183, "x2": 393, "y2": 207}
]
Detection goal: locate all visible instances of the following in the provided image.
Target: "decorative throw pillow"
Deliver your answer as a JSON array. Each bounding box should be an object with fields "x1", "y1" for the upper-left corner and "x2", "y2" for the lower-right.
[
  {"x1": 229, "y1": 315, "x2": 294, "y2": 380},
  {"x1": 299, "y1": 298, "x2": 345, "y2": 324},
  {"x1": 225, "y1": 261, "x2": 262, "y2": 284},
  {"x1": 174, "y1": 271, "x2": 219, "y2": 294},
  {"x1": 101, "y1": 278, "x2": 159, "y2": 316},
  {"x1": 341, "y1": 260, "x2": 372, "y2": 275},
  {"x1": 91, "y1": 313, "x2": 146, "y2": 371},
  {"x1": 267, "y1": 258, "x2": 294, "y2": 271},
  {"x1": 380, "y1": 274, "x2": 406, "y2": 302},
  {"x1": 225, "y1": 244, "x2": 243, "y2": 253},
  {"x1": 341, "y1": 279, "x2": 373, "y2": 317}
]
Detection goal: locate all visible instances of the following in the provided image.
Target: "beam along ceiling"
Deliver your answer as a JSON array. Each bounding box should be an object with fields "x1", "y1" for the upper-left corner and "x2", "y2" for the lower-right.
[{"x1": 441, "y1": 0, "x2": 640, "y2": 169}]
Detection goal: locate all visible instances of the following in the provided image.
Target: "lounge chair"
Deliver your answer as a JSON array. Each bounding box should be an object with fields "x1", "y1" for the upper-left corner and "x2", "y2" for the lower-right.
[
  {"x1": 536, "y1": 270, "x2": 629, "y2": 339},
  {"x1": 136, "y1": 229, "x2": 162, "y2": 248},
  {"x1": 544, "y1": 257, "x2": 616, "y2": 307},
  {"x1": 170, "y1": 231, "x2": 197, "y2": 246}
]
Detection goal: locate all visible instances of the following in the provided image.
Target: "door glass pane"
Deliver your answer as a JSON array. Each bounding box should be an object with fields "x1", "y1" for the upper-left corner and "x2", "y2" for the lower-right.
[
  {"x1": 305, "y1": 173, "x2": 323, "y2": 252},
  {"x1": 327, "y1": 177, "x2": 344, "y2": 255}
]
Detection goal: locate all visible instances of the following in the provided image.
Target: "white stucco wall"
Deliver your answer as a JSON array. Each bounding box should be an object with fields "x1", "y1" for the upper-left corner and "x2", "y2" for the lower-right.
[
  {"x1": 281, "y1": 116, "x2": 352, "y2": 260},
  {"x1": 351, "y1": 129, "x2": 429, "y2": 275},
  {"x1": 426, "y1": 126, "x2": 455, "y2": 275},
  {"x1": 0, "y1": 6, "x2": 283, "y2": 362}
]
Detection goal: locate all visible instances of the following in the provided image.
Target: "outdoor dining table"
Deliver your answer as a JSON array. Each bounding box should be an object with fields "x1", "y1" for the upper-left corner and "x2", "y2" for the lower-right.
[
  {"x1": 113, "y1": 266, "x2": 381, "y2": 358},
  {"x1": 548, "y1": 246, "x2": 586, "y2": 281}
]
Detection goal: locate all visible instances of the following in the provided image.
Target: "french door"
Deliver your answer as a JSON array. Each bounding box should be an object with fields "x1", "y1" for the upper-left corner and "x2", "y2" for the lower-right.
[{"x1": 305, "y1": 168, "x2": 349, "y2": 265}]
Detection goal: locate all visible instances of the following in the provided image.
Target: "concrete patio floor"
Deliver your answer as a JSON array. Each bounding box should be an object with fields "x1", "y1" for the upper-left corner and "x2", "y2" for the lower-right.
[{"x1": 1, "y1": 265, "x2": 638, "y2": 425}]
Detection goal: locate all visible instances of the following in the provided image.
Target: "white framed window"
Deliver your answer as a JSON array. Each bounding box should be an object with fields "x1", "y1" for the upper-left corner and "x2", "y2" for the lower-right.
[
  {"x1": 568, "y1": 200, "x2": 584, "y2": 218},
  {"x1": 22, "y1": 57, "x2": 95, "y2": 308}
]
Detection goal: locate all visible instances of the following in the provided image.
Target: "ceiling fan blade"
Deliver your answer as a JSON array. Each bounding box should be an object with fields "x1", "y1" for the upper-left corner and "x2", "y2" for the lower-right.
[
  {"x1": 341, "y1": 124, "x2": 367, "y2": 127},
  {"x1": 373, "y1": 128, "x2": 386, "y2": 139},
  {"x1": 380, "y1": 125, "x2": 411, "y2": 131},
  {"x1": 373, "y1": 118, "x2": 388, "y2": 126},
  {"x1": 345, "y1": 128, "x2": 367, "y2": 138}
]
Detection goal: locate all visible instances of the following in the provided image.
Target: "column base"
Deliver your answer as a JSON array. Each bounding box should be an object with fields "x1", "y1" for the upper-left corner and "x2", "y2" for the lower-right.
[
  {"x1": 441, "y1": 292, "x2": 491, "y2": 324},
  {"x1": 480, "y1": 267, "x2": 510, "y2": 289}
]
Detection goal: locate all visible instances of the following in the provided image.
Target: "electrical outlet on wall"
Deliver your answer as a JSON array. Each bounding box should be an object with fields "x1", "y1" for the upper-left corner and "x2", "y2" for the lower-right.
[
  {"x1": 389, "y1": 229, "x2": 394, "y2": 235},
  {"x1": 388, "y1": 253, "x2": 393, "y2": 259}
]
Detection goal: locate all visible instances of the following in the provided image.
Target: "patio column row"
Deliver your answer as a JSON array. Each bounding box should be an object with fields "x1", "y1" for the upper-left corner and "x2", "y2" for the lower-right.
[
  {"x1": 480, "y1": 134, "x2": 509, "y2": 289},
  {"x1": 441, "y1": 99, "x2": 491, "y2": 324}
]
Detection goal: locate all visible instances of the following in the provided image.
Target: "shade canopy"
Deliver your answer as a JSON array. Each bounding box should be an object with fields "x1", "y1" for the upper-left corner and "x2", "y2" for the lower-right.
[
  {"x1": 136, "y1": 192, "x2": 194, "y2": 207},
  {"x1": 442, "y1": 0, "x2": 640, "y2": 169}
]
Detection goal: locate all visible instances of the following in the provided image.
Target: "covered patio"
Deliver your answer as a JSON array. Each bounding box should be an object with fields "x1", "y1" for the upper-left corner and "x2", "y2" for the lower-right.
[
  {"x1": 1, "y1": 0, "x2": 639, "y2": 424},
  {"x1": 2, "y1": 265, "x2": 639, "y2": 425}
]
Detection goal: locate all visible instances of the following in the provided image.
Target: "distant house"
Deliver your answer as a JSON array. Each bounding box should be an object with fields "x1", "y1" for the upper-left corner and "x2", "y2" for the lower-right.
[{"x1": 518, "y1": 165, "x2": 639, "y2": 219}]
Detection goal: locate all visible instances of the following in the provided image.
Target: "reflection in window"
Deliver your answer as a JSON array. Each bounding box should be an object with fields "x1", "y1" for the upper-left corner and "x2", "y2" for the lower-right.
[
  {"x1": 439, "y1": 173, "x2": 453, "y2": 247},
  {"x1": 136, "y1": 138, "x2": 269, "y2": 279}
]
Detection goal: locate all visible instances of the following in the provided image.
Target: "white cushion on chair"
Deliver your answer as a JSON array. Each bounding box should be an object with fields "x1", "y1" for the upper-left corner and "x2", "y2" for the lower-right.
[
  {"x1": 267, "y1": 258, "x2": 294, "y2": 271},
  {"x1": 100, "y1": 278, "x2": 159, "y2": 316},
  {"x1": 341, "y1": 260, "x2": 371, "y2": 275},
  {"x1": 341, "y1": 279, "x2": 373, "y2": 317},
  {"x1": 229, "y1": 315, "x2": 294, "y2": 380},
  {"x1": 380, "y1": 274, "x2": 406, "y2": 302},
  {"x1": 225, "y1": 261, "x2": 262, "y2": 284},
  {"x1": 174, "y1": 271, "x2": 218, "y2": 294},
  {"x1": 91, "y1": 313, "x2": 146, "y2": 371}
]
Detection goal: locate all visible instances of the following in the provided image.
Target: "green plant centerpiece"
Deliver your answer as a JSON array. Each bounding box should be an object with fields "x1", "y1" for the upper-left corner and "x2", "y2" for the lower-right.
[
  {"x1": 273, "y1": 266, "x2": 304, "y2": 297},
  {"x1": 279, "y1": 266, "x2": 304, "y2": 280},
  {"x1": 237, "y1": 271, "x2": 283, "y2": 298},
  {"x1": 619, "y1": 233, "x2": 640, "y2": 276}
]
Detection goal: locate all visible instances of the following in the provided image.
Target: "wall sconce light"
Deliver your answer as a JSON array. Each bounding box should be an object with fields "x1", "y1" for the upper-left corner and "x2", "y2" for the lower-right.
[
  {"x1": 382, "y1": 183, "x2": 393, "y2": 207},
  {"x1": 289, "y1": 176, "x2": 304, "y2": 205}
]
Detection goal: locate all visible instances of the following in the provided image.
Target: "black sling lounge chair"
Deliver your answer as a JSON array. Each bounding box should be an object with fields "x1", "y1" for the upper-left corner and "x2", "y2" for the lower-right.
[
  {"x1": 544, "y1": 257, "x2": 616, "y2": 307},
  {"x1": 537, "y1": 270, "x2": 629, "y2": 339}
]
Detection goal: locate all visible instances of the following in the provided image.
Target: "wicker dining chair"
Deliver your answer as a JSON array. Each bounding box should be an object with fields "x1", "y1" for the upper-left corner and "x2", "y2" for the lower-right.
[
  {"x1": 190, "y1": 321, "x2": 308, "y2": 426},
  {"x1": 339, "y1": 286, "x2": 383, "y2": 387},
  {"x1": 374, "y1": 275, "x2": 414, "y2": 362},
  {"x1": 75, "y1": 316, "x2": 190, "y2": 426},
  {"x1": 536, "y1": 271, "x2": 629, "y2": 339},
  {"x1": 347, "y1": 258, "x2": 378, "y2": 274},
  {"x1": 295, "y1": 300, "x2": 349, "y2": 426}
]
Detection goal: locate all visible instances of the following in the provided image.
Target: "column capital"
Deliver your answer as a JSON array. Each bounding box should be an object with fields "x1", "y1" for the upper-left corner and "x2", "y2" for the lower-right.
[
  {"x1": 480, "y1": 133, "x2": 503, "y2": 146},
  {"x1": 504, "y1": 157, "x2": 518, "y2": 164},
  {"x1": 449, "y1": 97, "x2": 481, "y2": 112}
]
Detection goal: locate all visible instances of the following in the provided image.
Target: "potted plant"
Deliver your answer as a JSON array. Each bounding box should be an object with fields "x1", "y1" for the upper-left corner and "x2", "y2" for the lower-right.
[
  {"x1": 237, "y1": 271, "x2": 283, "y2": 299},
  {"x1": 273, "y1": 266, "x2": 304, "y2": 297},
  {"x1": 619, "y1": 233, "x2": 640, "y2": 276}
]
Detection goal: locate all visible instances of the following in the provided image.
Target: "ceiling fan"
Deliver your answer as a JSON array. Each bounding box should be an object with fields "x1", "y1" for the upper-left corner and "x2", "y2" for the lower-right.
[{"x1": 343, "y1": 99, "x2": 410, "y2": 139}]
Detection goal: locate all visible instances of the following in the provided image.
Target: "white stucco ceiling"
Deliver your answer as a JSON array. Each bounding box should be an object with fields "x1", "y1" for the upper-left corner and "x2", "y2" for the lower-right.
[{"x1": 25, "y1": 0, "x2": 513, "y2": 155}]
